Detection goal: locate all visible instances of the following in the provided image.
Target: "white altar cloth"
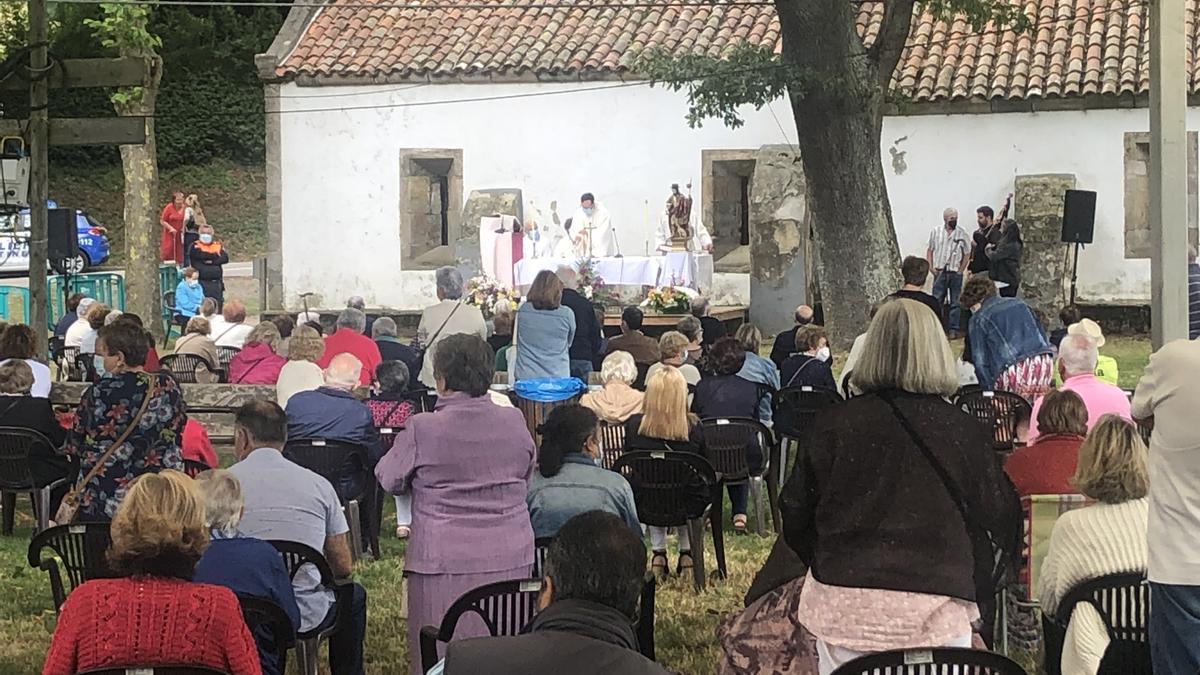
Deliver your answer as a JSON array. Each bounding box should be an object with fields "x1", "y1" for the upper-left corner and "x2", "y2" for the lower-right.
[{"x1": 514, "y1": 256, "x2": 662, "y2": 287}]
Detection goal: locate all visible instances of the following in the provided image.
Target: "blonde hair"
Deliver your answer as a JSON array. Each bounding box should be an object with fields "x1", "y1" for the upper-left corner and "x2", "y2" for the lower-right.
[
  {"x1": 0, "y1": 360, "x2": 33, "y2": 394},
  {"x1": 288, "y1": 324, "x2": 324, "y2": 363},
  {"x1": 851, "y1": 299, "x2": 959, "y2": 397},
  {"x1": 108, "y1": 470, "x2": 208, "y2": 578},
  {"x1": 734, "y1": 323, "x2": 763, "y2": 353},
  {"x1": 658, "y1": 331, "x2": 689, "y2": 361},
  {"x1": 194, "y1": 469, "x2": 243, "y2": 536},
  {"x1": 600, "y1": 350, "x2": 637, "y2": 385},
  {"x1": 246, "y1": 321, "x2": 281, "y2": 352},
  {"x1": 1072, "y1": 415, "x2": 1149, "y2": 504},
  {"x1": 638, "y1": 367, "x2": 692, "y2": 441}
]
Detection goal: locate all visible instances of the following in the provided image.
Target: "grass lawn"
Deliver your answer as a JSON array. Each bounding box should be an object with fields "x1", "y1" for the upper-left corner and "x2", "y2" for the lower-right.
[{"x1": 0, "y1": 336, "x2": 1155, "y2": 674}]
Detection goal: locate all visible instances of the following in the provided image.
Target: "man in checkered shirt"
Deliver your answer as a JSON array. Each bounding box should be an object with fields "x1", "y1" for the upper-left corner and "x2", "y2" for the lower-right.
[{"x1": 925, "y1": 207, "x2": 972, "y2": 337}]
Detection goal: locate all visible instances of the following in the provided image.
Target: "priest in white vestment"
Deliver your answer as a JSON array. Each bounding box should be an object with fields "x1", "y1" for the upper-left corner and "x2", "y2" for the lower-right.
[{"x1": 570, "y1": 192, "x2": 619, "y2": 258}]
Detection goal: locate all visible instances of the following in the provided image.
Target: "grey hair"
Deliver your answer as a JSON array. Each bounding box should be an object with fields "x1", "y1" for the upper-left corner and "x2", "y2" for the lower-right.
[
  {"x1": 375, "y1": 360, "x2": 410, "y2": 394},
  {"x1": 435, "y1": 266, "x2": 465, "y2": 300},
  {"x1": 691, "y1": 296, "x2": 710, "y2": 318},
  {"x1": 346, "y1": 295, "x2": 366, "y2": 310},
  {"x1": 103, "y1": 310, "x2": 124, "y2": 326},
  {"x1": 1059, "y1": 333, "x2": 1099, "y2": 376},
  {"x1": 556, "y1": 265, "x2": 578, "y2": 285},
  {"x1": 194, "y1": 469, "x2": 243, "y2": 536},
  {"x1": 372, "y1": 316, "x2": 398, "y2": 339},
  {"x1": 325, "y1": 352, "x2": 363, "y2": 390},
  {"x1": 336, "y1": 307, "x2": 367, "y2": 333},
  {"x1": 246, "y1": 321, "x2": 282, "y2": 352},
  {"x1": 600, "y1": 350, "x2": 638, "y2": 385}
]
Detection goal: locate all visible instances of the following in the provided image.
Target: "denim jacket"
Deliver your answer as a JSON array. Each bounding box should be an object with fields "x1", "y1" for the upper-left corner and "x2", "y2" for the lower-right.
[
  {"x1": 969, "y1": 296, "x2": 1052, "y2": 387},
  {"x1": 526, "y1": 454, "x2": 641, "y2": 539}
]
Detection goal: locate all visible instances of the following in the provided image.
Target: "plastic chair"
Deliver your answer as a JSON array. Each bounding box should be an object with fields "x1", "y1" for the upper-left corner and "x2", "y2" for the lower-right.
[
  {"x1": 237, "y1": 594, "x2": 298, "y2": 675},
  {"x1": 532, "y1": 536, "x2": 554, "y2": 578},
  {"x1": 831, "y1": 647, "x2": 1027, "y2": 674},
  {"x1": 70, "y1": 352, "x2": 96, "y2": 383},
  {"x1": 27, "y1": 522, "x2": 114, "y2": 611},
  {"x1": 956, "y1": 389, "x2": 1032, "y2": 454},
  {"x1": 79, "y1": 668, "x2": 231, "y2": 675},
  {"x1": 215, "y1": 346, "x2": 240, "y2": 380},
  {"x1": 269, "y1": 540, "x2": 354, "y2": 675},
  {"x1": 771, "y1": 386, "x2": 842, "y2": 486},
  {"x1": 0, "y1": 427, "x2": 69, "y2": 534},
  {"x1": 612, "y1": 450, "x2": 721, "y2": 591},
  {"x1": 598, "y1": 421, "x2": 626, "y2": 470},
  {"x1": 1042, "y1": 573, "x2": 1151, "y2": 675},
  {"x1": 282, "y1": 439, "x2": 377, "y2": 561},
  {"x1": 840, "y1": 370, "x2": 855, "y2": 399},
  {"x1": 161, "y1": 290, "x2": 179, "y2": 347},
  {"x1": 632, "y1": 362, "x2": 651, "y2": 391},
  {"x1": 418, "y1": 578, "x2": 544, "y2": 673},
  {"x1": 182, "y1": 458, "x2": 211, "y2": 478},
  {"x1": 513, "y1": 393, "x2": 582, "y2": 449},
  {"x1": 697, "y1": 418, "x2": 781, "y2": 536},
  {"x1": 159, "y1": 353, "x2": 219, "y2": 385},
  {"x1": 58, "y1": 346, "x2": 80, "y2": 382}
]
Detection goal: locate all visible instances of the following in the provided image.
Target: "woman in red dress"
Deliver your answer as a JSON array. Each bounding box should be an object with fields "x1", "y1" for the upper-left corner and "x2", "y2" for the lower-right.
[{"x1": 159, "y1": 191, "x2": 186, "y2": 264}]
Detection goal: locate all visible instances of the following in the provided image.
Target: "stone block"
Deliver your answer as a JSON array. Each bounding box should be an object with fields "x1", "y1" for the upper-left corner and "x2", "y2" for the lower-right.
[
  {"x1": 456, "y1": 188, "x2": 524, "y2": 274},
  {"x1": 1015, "y1": 173, "x2": 1076, "y2": 321},
  {"x1": 1124, "y1": 131, "x2": 1199, "y2": 258},
  {"x1": 749, "y1": 145, "x2": 809, "y2": 336}
]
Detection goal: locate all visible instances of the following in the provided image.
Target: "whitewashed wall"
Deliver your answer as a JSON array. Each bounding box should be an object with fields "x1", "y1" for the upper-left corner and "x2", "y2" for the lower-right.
[{"x1": 277, "y1": 79, "x2": 1194, "y2": 309}]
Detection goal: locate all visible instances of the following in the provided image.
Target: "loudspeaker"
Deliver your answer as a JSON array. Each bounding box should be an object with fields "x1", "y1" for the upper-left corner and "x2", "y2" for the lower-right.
[
  {"x1": 1062, "y1": 190, "x2": 1097, "y2": 244},
  {"x1": 47, "y1": 208, "x2": 78, "y2": 262}
]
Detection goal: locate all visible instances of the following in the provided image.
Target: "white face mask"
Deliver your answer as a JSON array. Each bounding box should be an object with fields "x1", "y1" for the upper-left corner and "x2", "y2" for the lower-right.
[
  {"x1": 93, "y1": 355, "x2": 107, "y2": 378},
  {"x1": 815, "y1": 346, "x2": 831, "y2": 362}
]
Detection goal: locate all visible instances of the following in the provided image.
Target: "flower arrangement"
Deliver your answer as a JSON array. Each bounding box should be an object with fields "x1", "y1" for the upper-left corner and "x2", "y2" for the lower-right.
[
  {"x1": 642, "y1": 286, "x2": 692, "y2": 314},
  {"x1": 576, "y1": 258, "x2": 619, "y2": 307},
  {"x1": 464, "y1": 275, "x2": 519, "y2": 320}
]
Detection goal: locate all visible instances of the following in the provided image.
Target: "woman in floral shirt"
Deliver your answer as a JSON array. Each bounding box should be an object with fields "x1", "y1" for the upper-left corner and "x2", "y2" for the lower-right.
[
  {"x1": 67, "y1": 321, "x2": 187, "y2": 522},
  {"x1": 367, "y1": 360, "x2": 415, "y2": 538}
]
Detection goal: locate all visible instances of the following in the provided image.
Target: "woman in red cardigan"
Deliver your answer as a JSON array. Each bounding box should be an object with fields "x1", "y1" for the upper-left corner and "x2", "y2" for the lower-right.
[{"x1": 42, "y1": 470, "x2": 261, "y2": 675}]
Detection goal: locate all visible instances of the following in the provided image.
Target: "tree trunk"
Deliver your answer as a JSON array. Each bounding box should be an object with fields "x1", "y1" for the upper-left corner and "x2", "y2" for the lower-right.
[
  {"x1": 115, "y1": 55, "x2": 163, "y2": 339},
  {"x1": 775, "y1": 0, "x2": 906, "y2": 347}
]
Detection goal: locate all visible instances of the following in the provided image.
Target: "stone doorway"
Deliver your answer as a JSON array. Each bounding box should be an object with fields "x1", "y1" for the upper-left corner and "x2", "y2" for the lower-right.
[{"x1": 702, "y1": 150, "x2": 756, "y2": 272}]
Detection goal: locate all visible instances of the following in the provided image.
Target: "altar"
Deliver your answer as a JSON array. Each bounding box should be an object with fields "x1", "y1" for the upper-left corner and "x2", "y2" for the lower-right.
[{"x1": 513, "y1": 252, "x2": 713, "y2": 291}]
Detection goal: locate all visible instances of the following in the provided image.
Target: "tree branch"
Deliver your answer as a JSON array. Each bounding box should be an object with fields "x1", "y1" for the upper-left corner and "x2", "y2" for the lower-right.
[{"x1": 869, "y1": 0, "x2": 917, "y2": 88}]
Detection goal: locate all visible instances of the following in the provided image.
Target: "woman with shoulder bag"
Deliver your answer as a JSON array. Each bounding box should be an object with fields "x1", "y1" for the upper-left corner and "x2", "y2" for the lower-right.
[{"x1": 780, "y1": 299, "x2": 1021, "y2": 674}]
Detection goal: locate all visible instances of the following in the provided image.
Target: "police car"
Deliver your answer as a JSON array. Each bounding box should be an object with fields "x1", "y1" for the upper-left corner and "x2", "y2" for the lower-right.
[{"x1": 0, "y1": 202, "x2": 112, "y2": 276}]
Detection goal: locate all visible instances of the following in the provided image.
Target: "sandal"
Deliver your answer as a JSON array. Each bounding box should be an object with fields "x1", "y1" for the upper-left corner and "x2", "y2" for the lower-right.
[
  {"x1": 395, "y1": 525, "x2": 411, "y2": 539},
  {"x1": 650, "y1": 551, "x2": 669, "y2": 578},
  {"x1": 677, "y1": 551, "x2": 694, "y2": 576},
  {"x1": 732, "y1": 514, "x2": 748, "y2": 534}
]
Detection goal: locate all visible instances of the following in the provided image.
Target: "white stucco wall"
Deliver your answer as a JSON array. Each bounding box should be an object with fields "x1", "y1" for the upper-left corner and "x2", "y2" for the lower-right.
[{"x1": 277, "y1": 79, "x2": 1193, "y2": 309}]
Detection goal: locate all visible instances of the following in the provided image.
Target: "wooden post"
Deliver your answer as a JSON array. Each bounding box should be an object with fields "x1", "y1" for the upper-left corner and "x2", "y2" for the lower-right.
[{"x1": 27, "y1": 0, "x2": 49, "y2": 355}]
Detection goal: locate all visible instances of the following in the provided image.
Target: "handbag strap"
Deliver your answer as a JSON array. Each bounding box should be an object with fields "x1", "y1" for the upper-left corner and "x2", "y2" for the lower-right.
[
  {"x1": 427, "y1": 302, "x2": 462, "y2": 347},
  {"x1": 785, "y1": 358, "x2": 817, "y2": 388},
  {"x1": 69, "y1": 375, "x2": 155, "y2": 496}
]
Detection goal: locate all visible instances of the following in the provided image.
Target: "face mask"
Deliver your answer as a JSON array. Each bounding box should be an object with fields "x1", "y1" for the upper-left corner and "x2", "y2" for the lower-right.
[
  {"x1": 93, "y1": 355, "x2": 107, "y2": 378},
  {"x1": 583, "y1": 207, "x2": 594, "y2": 216},
  {"x1": 593, "y1": 454, "x2": 604, "y2": 467},
  {"x1": 187, "y1": 279, "x2": 199, "y2": 287},
  {"x1": 816, "y1": 346, "x2": 831, "y2": 362},
  {"x1": 199, "y1": 234, "x2": 214, "y2": 244},
  {"x1": 947, "y1": 218, "x2": 958, "y2": 228}
]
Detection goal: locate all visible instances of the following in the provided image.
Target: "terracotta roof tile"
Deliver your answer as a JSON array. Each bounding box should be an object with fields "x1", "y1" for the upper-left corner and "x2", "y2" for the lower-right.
[{"x1": 277, "y1": 0, "x2": 1199, "y2": 101}]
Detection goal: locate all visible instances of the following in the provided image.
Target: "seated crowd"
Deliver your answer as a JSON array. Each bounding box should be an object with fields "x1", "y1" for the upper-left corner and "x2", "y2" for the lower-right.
[{"x1": 2, "y1": 250, "x2": 1183, "y2": 675}]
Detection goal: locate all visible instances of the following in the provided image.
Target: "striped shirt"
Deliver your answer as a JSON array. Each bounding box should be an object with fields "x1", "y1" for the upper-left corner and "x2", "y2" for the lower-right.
[
  {"x1": 1190, "y1": 263, "x2": 1200, "y2": 339},
  {"x1": 927, "y1": 225, "x2": 971, "y2": 271}
]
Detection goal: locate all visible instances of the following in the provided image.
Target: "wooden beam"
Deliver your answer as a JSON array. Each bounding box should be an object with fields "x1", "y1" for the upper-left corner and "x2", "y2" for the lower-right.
[
  {"x1": 0, "y1": 117, "x2": 146, "y2": 145},
  {"x1": 0, "y1": 57, "x2": 146, "y2": 91}
]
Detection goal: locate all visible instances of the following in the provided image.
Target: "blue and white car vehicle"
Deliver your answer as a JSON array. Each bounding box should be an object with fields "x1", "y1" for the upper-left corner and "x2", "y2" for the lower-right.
[{"x1": 0, "y1": 201, "x2": 112, "y2": 276}]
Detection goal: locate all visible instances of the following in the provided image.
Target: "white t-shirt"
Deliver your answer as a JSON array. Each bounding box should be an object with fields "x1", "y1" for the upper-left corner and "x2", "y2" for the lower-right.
[
  {"x1": 209, "y1": 317, "x2": 254, "y2": 348},
  {"x1": 0, "y1": 358, "x2": 51, "y2": 398},
  {"x1": 63, "y1": 319, "x2": 91, "y2": 348},
  {"x1": 276, "y1": 361, "x2": 324, "y2": 409}
]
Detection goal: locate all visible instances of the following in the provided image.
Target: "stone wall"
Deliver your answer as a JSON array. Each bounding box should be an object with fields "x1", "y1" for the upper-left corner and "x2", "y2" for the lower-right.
[
  {"x1": 1015, "y1": 173, "x2": 1076, "y2": 322},
  {"x1": 1123, "y1": 131, "x2": 1199, "y2": 258},
  {"x1": 456, "y1": 188, "x2": 524, "y2": 276},
  {"x1": 748, "y1": 145, "x2": 809, "y2": 336}
]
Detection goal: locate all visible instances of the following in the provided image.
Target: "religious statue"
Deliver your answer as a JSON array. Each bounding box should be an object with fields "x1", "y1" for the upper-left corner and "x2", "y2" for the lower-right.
[{"x1": 666, "y1": 183, "x2": 693, "y2": 252}]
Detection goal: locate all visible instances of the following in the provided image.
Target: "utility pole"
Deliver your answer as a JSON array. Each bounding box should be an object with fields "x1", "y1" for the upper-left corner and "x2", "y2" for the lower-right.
[
  {"x1": 1149, "y1": 0, "x2": 1189, "y2": 349},
  {"x1": 28, "y1": 0, "x2": 49, "y2": 356}
]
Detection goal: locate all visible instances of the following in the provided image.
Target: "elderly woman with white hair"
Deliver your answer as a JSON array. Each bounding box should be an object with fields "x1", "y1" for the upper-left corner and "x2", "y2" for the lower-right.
[
  {"x1": 317, "y1": 307, "x2": 382, "y2": 387},
  {"x1": 227, "y1": 321, "x2": 287, "y2": 385},
  {"x1": 276, "y1": 324, "x2": 325, "y2": 408},
  {"x1": 781, "y1": 298, "x2": 1021, "y2": 673},
  {"x1": 194, "y1": 469, "x2": 301, "y2": 675},
  {"x1": 416, "y1": 266, "x2": 486, "y2": 387},
  {"x1": 173, "y1": 316, "x2": 220, "y2": 383},
  {"x1": 580, "y1": 351, "x2": 644, "y2": 424}
]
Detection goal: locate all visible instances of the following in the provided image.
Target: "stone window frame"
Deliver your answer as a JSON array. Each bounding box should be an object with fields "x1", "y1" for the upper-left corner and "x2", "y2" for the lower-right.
[
  {"x1": 399, "y1": 148, "x2": 464, "y2": 270},
  {"x1": 701, "y1": 149, "x2": 757, "y2": 273},
  {"x1": 1123, "y1": 132, "x2": 1198, "y2": 258}
]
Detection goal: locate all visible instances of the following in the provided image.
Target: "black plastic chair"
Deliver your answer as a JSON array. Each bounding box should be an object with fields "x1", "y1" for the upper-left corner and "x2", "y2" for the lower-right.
[
  {"x1": 238, "y1": 594, "x2": 298, "y2": 675},
  {"x1": 282, "y1": 439, "x2": 378, "y2": 561},
  {"x1": 182, "y1": 458, "x2": 211, "y2": 478},
  {"x1": 598, "y1": 421, "x2": 626, "y2": 470},
  {"x1": 1043, "y1": 573, "x2": 1151, "y2": 675},
  {"x1": 698, "y1": 418, "x2": 781, "y2": 537},
  {"x1": 532, "y1": 536, "x2": 554, "y2": 578},
  {"x1": 161, "y1": 290, "x2": 178, "y2": 347},
  {"x1": 58, "y1": 346, "x2": 80, "y2": 382},
  {"x1": 80, "y1": 668, "x2": 231, "y2": 675},
  {"x1": 612, "y1": 450, "x2": 721, "y2": 591},
  {"x1": 268, "y1": 540, "x2": 354, "y2": 675},
  {"x1": 771, "y1": 386, "x2": 842, "y2": 486},
  {"x1": 830, "y1": 647, "x2": 1027, "y2": 674},
  {"x1": 28, "y1": 522, "x2": 114, "y2": 611},
  {"x1": 71, "y1": 352, "x2": 96, "y2": 383},
  {"x1": 159, "y1": 353, "x2": 219, "y2": 385},
  {"x1": 632, "y1": 362, "x2": 651, "y2": 391},
  {"x1": 419, "y1": 577, "x2": 544, "y2": 673},
  {"x1": 840, "y1": 370, "x2": 855, "y2": 399},
  {"x1": 956, "y1": 389, "x2": 1033, "y2": 454},
  {"x1": 0, "y1": 427, "x2": 69, "y2": 534},
  {"x1": 215, "y1": 346, "x2": 240, "y2": 380}
]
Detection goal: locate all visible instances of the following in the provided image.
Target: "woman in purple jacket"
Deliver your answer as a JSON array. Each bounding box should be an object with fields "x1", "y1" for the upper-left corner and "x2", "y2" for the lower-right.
[{"x1": 375, "y1": 333, "x2": 536, "y2": 674}]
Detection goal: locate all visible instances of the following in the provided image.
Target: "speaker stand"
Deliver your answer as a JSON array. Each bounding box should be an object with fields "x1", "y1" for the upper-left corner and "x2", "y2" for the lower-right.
[{"x1": 1068, "y1": 241, "x2": 1084, "y2": 305}]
